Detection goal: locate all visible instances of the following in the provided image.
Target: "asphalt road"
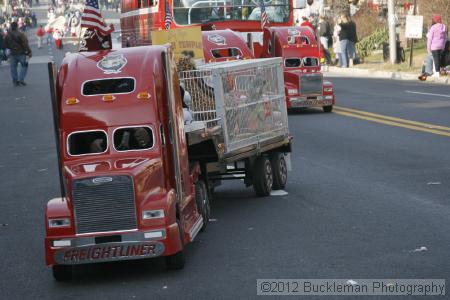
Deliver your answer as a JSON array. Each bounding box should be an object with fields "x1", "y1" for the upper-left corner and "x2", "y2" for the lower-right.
[{"x1": 1, "y1": 13, "x2": 450, "y2": 300}]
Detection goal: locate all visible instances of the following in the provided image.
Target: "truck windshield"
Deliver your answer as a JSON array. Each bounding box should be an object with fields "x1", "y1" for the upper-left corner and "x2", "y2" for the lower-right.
[
  {"x1": 114, "y1": 127, "x2": 154, "y2": 151},
  {"x1": 68, "y1": 130, "x2": 108, "y2": 156},
  {"x1": 173, "y1": 0, "x2": 289, "y2": 25}
]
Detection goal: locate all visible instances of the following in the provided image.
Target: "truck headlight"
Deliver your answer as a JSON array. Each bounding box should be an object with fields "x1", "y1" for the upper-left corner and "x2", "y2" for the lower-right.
[
  {"x1": 287, "y1": 89, "x2": 297, "y2": 95},
  {"x1": 324, "y1": 87, "x2": 333, "y2": 92},
  {"x1": 142, "y1": 209, "x2": 165, "y2": 220},
  {"x1": 48, "y1": 218, "x2": 71, "y2": 228}
]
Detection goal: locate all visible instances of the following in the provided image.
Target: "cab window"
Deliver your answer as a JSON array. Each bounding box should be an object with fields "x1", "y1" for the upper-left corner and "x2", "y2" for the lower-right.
[
  {"x1": 285, "y1": 58, "x2": 301, "y2": 68},
  {"x1": 114, "y1": 127, "x2": 154, "y2": 151},
  {"x1": 303, "y1": 57, "x2": 319, "y2": 67},
  {"x1": 211, "y1": 48, "x2": 243, "y2": 59},
  {"x1": 68, "y1": 130, "x2": 107, "y2": 156},
  {"x1": 82, "y1": 78, "x2": 135, "y2": 96}
]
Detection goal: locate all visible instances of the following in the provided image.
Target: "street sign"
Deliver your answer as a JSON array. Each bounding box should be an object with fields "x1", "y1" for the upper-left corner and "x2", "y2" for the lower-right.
[{"x1": 405, "y1": 15, "x2": 423, "y2": 39}]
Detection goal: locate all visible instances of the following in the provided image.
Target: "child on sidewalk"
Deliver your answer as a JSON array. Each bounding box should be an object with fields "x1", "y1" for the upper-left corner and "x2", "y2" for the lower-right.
[{"x1": 36, "y1": 24, "x2": 45, "y2": 49}]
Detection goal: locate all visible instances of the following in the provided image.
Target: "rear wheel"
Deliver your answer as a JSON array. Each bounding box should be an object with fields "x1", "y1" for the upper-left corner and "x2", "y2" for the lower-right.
[
  {"x1": 270, "y1": 153, "x2": 288, "y2": 190},
  {"x1": 165, "y1": 219, "x2": 185, "y2": 270},
  {"x1": 52, "y1": 265, "x2": 72, "y2": 282},
  {"x1": 195, "y1": 180, "x2": 210, "y2": 231},
  {"x1": 252, "y1": 156, "x2": 273, "y2": 197},
  {"x1": 323, "y1": 105, "x2": 333, "y2": 113}
]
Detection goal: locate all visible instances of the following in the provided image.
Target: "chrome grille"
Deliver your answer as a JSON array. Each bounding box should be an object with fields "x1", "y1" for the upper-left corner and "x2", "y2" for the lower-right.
[
  {"x1": 300, "y1": 73, "x2": 323, "y2": 95},
  {"x1": 72, "y1": 175, "x2": 137, "y2": 234}
]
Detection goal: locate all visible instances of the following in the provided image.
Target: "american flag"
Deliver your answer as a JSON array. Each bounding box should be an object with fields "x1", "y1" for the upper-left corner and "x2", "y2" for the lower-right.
[
  {"x1": 260, "y1": 0, "x2": 269, "y2": 29},
  {"x1": 164, "y1": 1, "x2": 173, "y2": 30},
  {"x1": 81, "y1": 0, "x2": 115, "y2": 35}
]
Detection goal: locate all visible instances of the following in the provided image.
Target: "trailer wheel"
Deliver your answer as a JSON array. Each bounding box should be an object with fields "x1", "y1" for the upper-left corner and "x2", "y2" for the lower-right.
[
  {"x1": 52, "y1": 265, "x2": 72, "y2": 282},
  {"x1": 165, "y1": 220, "x2": 185, "y2": 270},
  {"x1": 270, "y1": 153, "x2": 288, "y2": 190},
  {"x1": 253, "y1": 156, "x2": 273, "y2": 197},
  {"x1": 323, "y1": 105, "x2": 333, "y2": 113},
  {"x1": 195, "y1": 180, "x2": 210, "y2": 231}
]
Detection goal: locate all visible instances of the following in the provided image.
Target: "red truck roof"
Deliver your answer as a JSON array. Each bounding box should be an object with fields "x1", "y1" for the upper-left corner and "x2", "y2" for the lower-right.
[
  {"x1": 202, "y1": 29, "x2": 254, "y2": 62},
  {"x1": 262, "y1": 26, "x2": 321, "y2": 59},
  {"x1": 57, "y1": 46, "x2": 168, "y2": 131}
]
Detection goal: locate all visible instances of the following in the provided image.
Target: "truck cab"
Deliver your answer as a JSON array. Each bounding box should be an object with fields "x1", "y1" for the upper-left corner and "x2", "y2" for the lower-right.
[
  {"x1": 45, "y1": 46, "x2": 205, "y2": 281},
  {"x1": 260, "y1": 26, "x2": 335, "y2": 112}
]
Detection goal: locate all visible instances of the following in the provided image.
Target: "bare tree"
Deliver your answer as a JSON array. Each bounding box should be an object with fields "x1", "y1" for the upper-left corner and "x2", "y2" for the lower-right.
[
  {"x1": 330, "y1": 0, "x2": 351, "y2": 17},
  {"x1": 417, "y1": 0, "x2": 450, "y2": 29}
]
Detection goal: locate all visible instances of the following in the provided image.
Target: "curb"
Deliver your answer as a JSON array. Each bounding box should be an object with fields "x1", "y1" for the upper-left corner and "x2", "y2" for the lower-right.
[{"x1": 322, "y1": 66, "x2": 450, "y2": 85}]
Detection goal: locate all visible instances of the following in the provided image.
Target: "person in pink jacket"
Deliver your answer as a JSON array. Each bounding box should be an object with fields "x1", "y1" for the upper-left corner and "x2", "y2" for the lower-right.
[{"x1": 427, "y1": 14, "x2": 447, "y2": 76}]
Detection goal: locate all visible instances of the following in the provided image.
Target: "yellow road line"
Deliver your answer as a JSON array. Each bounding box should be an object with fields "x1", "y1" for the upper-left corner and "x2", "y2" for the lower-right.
[
  {"x1": 334, "y1": 110, "x2": 450, "y2": 137},
  {"x1": 334, "y1": 106, "x2": 450, "y2": 132}
]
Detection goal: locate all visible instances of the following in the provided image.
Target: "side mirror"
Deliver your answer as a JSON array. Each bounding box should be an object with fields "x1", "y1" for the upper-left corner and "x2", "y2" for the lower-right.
[{"x1": 293, "y1": 0, "x2": 306, "y2": 9}]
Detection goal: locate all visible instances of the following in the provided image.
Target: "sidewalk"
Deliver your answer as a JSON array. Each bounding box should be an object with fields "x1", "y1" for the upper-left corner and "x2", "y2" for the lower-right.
[{"x1": 322, "y1": 65, "x2": 450, "y2": 85}]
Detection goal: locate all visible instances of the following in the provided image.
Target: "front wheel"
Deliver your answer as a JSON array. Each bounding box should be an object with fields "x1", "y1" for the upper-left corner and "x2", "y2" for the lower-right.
[
  {"x1": 52, "y1": 265, "x2": 72, "y2": 282},
  {"x1": 323, "y1": 105, "x2": 333, "y2": 113},
  {"x1": 252, "y1": 156, "x2": 273, "y2": 197}
]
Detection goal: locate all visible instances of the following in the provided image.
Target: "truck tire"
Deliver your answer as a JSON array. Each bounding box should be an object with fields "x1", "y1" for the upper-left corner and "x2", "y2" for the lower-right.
[
  {"x1": 323, "y1": 105, "x2": 333, "y2": 113},
  {"x1": 52, "y1": 265, "x2": 72, "y2": 282},
  {"x1": 270, "y1": 153, "x2": 287, "y2": 190},
  {"x1": 165, "y1": 219, "x2": 185, "y2": 270},
  {"x1": 195, "y1": 180, "x2": 210, "y2": 231},
  {"x1": 252, "y1": 156, "x2": 273, "y2": 197}
]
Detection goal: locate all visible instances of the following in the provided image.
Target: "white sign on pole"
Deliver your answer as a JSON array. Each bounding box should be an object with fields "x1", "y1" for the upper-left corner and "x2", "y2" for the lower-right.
[{"x1": 405, "y1": 15, "x2": 423, "y2": 39}]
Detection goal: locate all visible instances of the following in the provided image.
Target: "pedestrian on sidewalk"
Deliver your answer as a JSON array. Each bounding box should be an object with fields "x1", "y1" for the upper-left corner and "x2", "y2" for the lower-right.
[
  {"x1": 427, "y1": 14, "x2": 447, "y2": 77},
  {"x1": 318, "y1": 15, "x2": 332, "y2": 65},
  {"x1": 0, "y1": 30, "x2": 6, "y2": 64},
  {"x1": 45, "y1": 24, "x2": 53, "y2": 45},
  {"x1": 332, "y1": 18, "x2": 342, "y2": 66},
  {"x1": 53, "y1": 29, "x2": 62, "y2": 49},
  {"x1": 338, "y1": 14, "x2": 358, "y2": 68},
  {"x1": 36, "y1": 24, "x2": 45, "y2": 48},
  {"x1": 4, "y1": 21, "x2": 32, "y2": 86},
  {"x1": 418, "y1": 54, "x2": 434, "y2": 81}
]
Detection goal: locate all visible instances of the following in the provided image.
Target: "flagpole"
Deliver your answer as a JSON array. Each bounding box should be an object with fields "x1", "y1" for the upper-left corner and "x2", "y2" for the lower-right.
[{"x1": 77, "y1": 26, "x2": 83, "y2": 52}]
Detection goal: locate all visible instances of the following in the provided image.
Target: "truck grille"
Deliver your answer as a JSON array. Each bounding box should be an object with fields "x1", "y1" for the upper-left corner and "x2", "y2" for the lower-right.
[
  {"x1": 72, "y1": 175, "x2": 137, "y2": 234},
  {"x1": 300, "y1": 74, "x2": 323, "y2": 95}
]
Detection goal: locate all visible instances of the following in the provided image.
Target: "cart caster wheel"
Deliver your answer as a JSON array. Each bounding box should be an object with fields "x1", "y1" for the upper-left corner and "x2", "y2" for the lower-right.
[
  {"x1": 253, "y1": 156, "x2": 273, "y2": 197},
  {"x1": 323, "y1": 105, "x2": 333, "y2": 113},
  {"x1": 52, "y1": 265, "x2": 72, "y2": 282},
  {"x1": 195, "y1": 180, "x2": 210, "y2": 231},
  {"x1": 270, "y1": 153, "x2": 288, "y2": 190}
]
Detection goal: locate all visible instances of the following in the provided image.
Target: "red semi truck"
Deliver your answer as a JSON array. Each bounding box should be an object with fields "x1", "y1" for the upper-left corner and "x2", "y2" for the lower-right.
[
  {"x1": 45, "y1": 45, "x2": 291, "y2": 281},
  {"x1": 260, "y1": 26, "x2": 335, "y2": 112},
  {"x1": 201, "y1": 28, "x2": 335, "y2": 112}
]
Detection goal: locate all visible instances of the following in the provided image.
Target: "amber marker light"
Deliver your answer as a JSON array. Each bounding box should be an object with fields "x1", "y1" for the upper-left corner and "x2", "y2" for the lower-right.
[
  {"x1": 137, "y1": 91, "x2": 151, "y2": 100},
  {"x1": 102, "y1": 94, "x2": 116, "y2": 102},
  {"x1": 65, "y1": 97, "x2": 79, "y2": 105}
]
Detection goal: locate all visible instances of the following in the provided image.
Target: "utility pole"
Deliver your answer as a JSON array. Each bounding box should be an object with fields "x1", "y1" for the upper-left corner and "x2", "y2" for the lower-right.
[{"x1": 388, "y1": 0, "x2": 397, "y2": 64}]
